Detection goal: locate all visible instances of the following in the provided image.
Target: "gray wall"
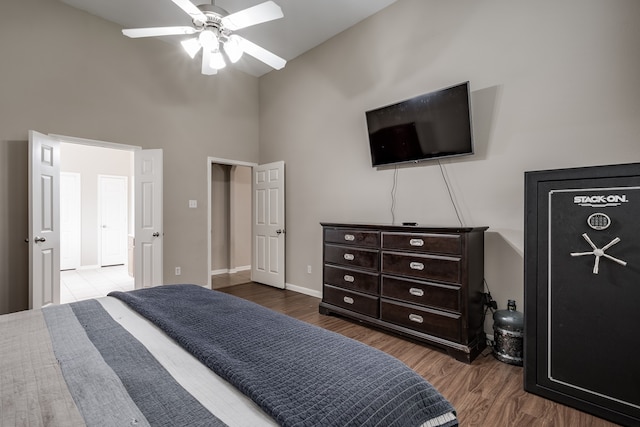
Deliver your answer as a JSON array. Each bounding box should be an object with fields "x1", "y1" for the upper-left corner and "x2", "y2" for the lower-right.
[
  {"x1": 258, "y1": 0, "x2": 640, "y2": 332},
  {"x1": 0, "y1": 0, "x2": 259, "y2": 314}
]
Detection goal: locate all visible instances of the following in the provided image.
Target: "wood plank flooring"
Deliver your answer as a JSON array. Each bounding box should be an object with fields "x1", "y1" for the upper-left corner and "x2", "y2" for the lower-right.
[{"x1": 219, "y1": 282, "x2": 620, "y2": 427}]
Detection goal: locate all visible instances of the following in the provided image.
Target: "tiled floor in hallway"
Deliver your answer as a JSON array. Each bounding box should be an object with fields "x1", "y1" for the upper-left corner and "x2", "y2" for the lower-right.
[{"x1": 61, "y1": 265, "x2": 134, "y2": 303}]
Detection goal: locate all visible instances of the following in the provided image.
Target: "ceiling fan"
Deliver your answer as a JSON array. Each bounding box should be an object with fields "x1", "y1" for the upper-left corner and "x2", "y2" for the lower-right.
[{"x1": 122, "y1": 0, "x2": 286, "y2": 75}]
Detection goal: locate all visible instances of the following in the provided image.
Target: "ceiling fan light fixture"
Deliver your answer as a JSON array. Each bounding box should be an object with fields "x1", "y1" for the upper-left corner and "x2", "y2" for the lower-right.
[
  {"x1": 223, "y1": 35, "x2": 243, "y2": 63},
  {"x1": 201, "y1": 48, "x2": 217, "y2": 75},
  {"x1": 181, "y1": 37, "x2": 201, "y2": 59},
  {"x1": 210, "y1": 50, "x2": 227, "y2": 70},
  {"x1": 198, "y1": 30, "x2": 219, "y2": 51}
]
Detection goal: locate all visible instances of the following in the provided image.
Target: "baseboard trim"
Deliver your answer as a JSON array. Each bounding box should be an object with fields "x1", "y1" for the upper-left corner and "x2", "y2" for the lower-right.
[
  {"x1": 230, "y1": 265, "x2": 251, "y2": 273},
  {"x1": 211, "y1": 265, "x2": 251, "y2": 276},
  {"x1": 285, "y1": 282, "x2": 322, "y2": 299}
]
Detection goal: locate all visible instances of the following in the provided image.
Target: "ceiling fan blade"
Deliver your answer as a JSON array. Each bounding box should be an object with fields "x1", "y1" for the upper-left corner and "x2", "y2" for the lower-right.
[
  {"x1": 221, "y1": 1, "x2": 283, "y2": 31},
  {"x1": 237, "y1": 36, "x2": 286, "y2": 70},
  {"x1": 201, "y1": 49, "x2": 218, "y2": 75},
  {"x1": 171, "y1": 0, "x2": 207, "y2": 22},
  {"x1": 122, "y1": 26, "x2": 196, "y2": 38}
]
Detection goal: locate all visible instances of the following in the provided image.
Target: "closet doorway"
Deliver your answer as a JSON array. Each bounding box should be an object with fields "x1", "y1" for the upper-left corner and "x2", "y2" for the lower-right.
[{"x1": 209, "y1": 158, "x2": 254, "y2": 289}]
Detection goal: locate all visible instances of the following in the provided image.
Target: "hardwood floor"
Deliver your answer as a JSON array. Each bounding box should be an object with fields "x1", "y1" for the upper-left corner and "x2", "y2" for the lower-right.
[{"x1": 219, "y1": 282, "x2": 620, "y2": 427}]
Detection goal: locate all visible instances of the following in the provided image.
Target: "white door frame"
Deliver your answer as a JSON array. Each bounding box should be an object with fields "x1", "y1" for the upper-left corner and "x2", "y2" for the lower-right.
[
  {"x1": 207, "y1": 157, "x2": 257, "y2": 285},
  {"x1": 47, "y1": 134, "x2": 146, "y2": 295}
]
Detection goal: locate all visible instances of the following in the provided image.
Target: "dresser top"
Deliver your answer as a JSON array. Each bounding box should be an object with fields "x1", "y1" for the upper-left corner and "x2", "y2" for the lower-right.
[{"x1": 320, "y1": 223, "x2": 488, "y2": 233}]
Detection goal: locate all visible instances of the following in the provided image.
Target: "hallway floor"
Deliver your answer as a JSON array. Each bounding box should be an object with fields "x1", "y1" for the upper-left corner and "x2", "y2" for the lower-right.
[{"x1": 61, "y1": 265, "x2": 134, "y2": 304}]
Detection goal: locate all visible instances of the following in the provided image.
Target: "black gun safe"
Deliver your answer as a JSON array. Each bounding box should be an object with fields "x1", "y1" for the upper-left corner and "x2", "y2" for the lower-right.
[{"x1": 524, "y1": 163, "x2": 640, "y2": 426}]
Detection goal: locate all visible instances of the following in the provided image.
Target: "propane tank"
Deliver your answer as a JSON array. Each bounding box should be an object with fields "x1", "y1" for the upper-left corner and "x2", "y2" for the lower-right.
[{"x1": 492, "y1": 299, "x2": 524, "y2": 366}]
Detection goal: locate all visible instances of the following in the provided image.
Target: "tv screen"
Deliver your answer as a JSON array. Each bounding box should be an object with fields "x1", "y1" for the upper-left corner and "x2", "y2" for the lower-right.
[{"x1": 365, "y1": 82, "x2": 473, "y2": 167}]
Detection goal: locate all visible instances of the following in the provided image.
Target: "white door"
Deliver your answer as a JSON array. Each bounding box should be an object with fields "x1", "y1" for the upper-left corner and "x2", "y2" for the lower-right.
[
  {"x1": 134, "y1": 149, "x2": 163, "y2": 289},
  {"x1": 251, "y1": 161, "x2": 285, "y2": 289},
  {"x1": 60, "y1": 172, "x2": 81, "y2": 270},
  {"x1": 99, "y1": 175, "x2": 128, "y2": 266},
  {"x1": 29, "y1": 131, "x2": 60, "y2": 309}
]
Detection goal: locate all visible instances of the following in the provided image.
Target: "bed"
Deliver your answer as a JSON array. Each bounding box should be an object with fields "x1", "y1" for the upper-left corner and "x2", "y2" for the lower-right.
[{"x1": 1, "y1": 284, "x2": 458, "y2": 427}]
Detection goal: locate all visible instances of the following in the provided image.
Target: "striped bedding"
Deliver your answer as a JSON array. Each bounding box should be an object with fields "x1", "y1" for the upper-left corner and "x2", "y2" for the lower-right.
[{"x1": 0, "y1": 285, "x2": 457, "y2": 427}]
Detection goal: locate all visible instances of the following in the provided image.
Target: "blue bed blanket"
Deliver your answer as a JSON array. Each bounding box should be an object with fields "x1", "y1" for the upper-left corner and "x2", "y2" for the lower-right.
[{"x1": 109, "y1": 284, "x2": 457, "y2": 427}]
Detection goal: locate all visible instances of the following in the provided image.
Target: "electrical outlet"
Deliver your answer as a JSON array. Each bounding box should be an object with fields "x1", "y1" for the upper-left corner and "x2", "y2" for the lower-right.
[
  {"x1": 175, "y1": 267, "x2": 181, "y2": 276},
  {"x1": 307, "y1": 265, "x2": 312, "y2": 274}
]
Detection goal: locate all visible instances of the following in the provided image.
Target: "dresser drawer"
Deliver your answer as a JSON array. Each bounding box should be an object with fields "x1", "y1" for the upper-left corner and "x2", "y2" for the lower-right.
[
  {"x1": 382, "y1": 251, "x2": 460, "y2": 283},
  {"x1": 324, "y1": 228, "x2": 380, "y2": 248},
  {"x1": 382, "y1": 232, "x2": 461, "y2": 255},
  {"x1": 381, "y1": 276, "x2": 461, "y2": 312},
  {"x1": 381, "y1": 300, "x2": 462, "y2": 342},
  {"x1": 323, "y1": 284, "x2": 379, "y2": 317},
  {"x1": 324, "y1": 244, "x2": 379, "y2": 270},
  {"x1": 324, "y1": 265, "x2": 379, "y2": 295}
]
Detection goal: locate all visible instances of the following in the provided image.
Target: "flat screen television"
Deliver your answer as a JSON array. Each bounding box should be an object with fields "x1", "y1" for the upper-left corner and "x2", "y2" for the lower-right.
[{"x1": 365, "y1": 81, "x2": 474, "y2": 167}]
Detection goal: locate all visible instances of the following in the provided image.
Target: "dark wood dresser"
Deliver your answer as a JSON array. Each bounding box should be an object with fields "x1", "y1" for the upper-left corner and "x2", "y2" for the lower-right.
[{"x1": 319, "y1": 223, "x2": 488, "y2": 363}]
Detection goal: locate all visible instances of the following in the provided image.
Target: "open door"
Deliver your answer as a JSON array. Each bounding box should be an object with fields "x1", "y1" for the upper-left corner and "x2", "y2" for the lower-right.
[
  {"x1": 28, "y1": 131, "x2": 60, "y2": 309},
  {"x1": 134, "y1": 149, "x2": 163, "y2": 289},
  {"x1": 251, "y1": 161, "x2": 285, "y2": 289}
]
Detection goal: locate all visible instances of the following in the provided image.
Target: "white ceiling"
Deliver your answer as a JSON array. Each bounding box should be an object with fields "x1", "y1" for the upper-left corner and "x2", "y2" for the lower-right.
[{"x1": 59, "y1": 0, "x2": 397, "y2": 77}]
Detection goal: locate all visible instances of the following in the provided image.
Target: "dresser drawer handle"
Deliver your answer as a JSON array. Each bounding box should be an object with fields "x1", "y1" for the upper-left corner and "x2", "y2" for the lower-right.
[
  {"x1": 409, "y1": 314, "x2": 424, "y2": 324},
  {"x1": 343, "y1": 274, "x2": 355, "y2": 282},
  {"x1": 344, "y1": 234, "x2": 355, "y2": 241},
  {"x1": 343, "y1": 253, "x2": 355, "y2": 261},
  {"x1": 409, "y1": 287, "x2": 424, "y2": 297},
  {"x1": 343, "y1": 296, "x2": 355, "y2": 304},
  {"x1": 409, "y1": 238, "x2": 424, "y2": 247},
  {"x1": 409, "y1": 261, "x2": 424, "y2": 270}
]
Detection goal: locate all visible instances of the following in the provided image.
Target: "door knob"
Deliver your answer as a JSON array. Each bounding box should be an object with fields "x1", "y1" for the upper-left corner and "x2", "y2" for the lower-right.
[
  {"x1": 34, "y1": 236, "x2": 46, "y2": 243},
  {"x1": 276, "y1": 229, "x2": 285, "y2": 235},
  {"x1": 152, "y1": 232, "x2": 160, "y2": 237}
]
